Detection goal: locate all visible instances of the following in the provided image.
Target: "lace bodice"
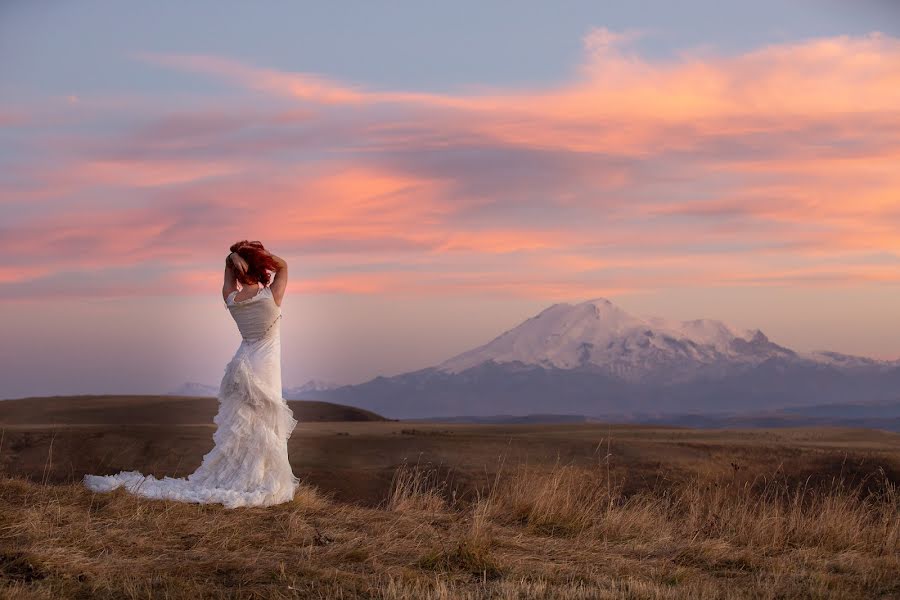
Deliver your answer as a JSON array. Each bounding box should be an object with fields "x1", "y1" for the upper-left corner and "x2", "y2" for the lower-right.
[{"x1": 226, "y1": 286, "x2": 282, "y2": 342}]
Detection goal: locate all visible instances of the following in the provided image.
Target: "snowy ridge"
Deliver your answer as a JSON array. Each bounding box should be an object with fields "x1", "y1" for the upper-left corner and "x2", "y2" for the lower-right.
[
  {"x1": 285, "y1": 378, "x2": 343, "y2": 395},
  {"x1": 168, "y1": 382, "x2": 220, "y2": 397},
  {"x1": 437, "y1": 298, "x2": 883, "y2": 383}
]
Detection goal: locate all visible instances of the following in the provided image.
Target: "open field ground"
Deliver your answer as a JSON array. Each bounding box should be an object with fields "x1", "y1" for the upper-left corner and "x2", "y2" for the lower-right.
[{"x1": 1, "y1": 396, "x2": 899, "y2": 598}]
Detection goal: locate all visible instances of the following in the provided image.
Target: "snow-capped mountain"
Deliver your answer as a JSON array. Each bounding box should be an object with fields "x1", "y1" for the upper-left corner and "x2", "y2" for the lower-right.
[
  {"x1": 284, "y1": 379, "x2": 342, "y2": 399},
  {"x1": 168, "y1": 382, "x2": 220, "y2": 397},
  {"x1": 315, "y1": 298, "x2": 900, "y2": 419},
  {"x1": 438, "y1": 298, "x2": 799, "y2": 383}
]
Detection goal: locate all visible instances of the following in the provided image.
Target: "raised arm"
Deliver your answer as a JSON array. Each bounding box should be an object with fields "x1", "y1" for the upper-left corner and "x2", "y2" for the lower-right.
[
  {"x1": 267, "y1": 252, "x2": 288, "y2": 307},
  {"x1": 221, "y1": 252, "x2": 243, "y2": 302}
]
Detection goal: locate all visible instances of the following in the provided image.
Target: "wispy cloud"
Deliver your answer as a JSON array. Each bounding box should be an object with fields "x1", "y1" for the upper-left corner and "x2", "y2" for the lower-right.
[{"x1": 5, "y1": 29, "x2": 900, "y2": 300}]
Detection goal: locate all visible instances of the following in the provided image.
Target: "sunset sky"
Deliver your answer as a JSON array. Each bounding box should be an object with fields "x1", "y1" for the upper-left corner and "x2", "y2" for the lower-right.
[{"x1": 3, "y1": 1, "x2": 900, "y2": 398}]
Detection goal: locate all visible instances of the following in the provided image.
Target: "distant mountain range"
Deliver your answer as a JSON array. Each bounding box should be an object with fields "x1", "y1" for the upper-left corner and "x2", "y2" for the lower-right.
[
  {"x1": 407, "y1": 400, "x2": 900, "y2": 432},
  {"x1": 169, "y1": 378, "x2": 342, "y2": 399},
  {"x1": 624, "y1": 400, "x2": 900, "y2": 431},
  {"x1": 168, "y1": 382, "x2": 220, "y2": 397},
  {"x1": 306, "y1": 298, "x2": 900, "y2": 420},
  {"x1": 287, "y1": 378, "x2": 344, "y2": 397}
]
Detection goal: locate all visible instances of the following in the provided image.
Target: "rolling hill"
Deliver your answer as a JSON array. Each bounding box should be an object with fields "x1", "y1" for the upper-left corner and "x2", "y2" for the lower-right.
[{"x1": 0, "y1": 394, "x2": 387, "y2": 426}]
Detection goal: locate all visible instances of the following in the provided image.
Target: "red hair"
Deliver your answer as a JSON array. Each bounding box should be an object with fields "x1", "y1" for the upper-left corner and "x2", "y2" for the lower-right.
[{"x1": 230, "y1": 240, "x2": 278, "y2": 287}]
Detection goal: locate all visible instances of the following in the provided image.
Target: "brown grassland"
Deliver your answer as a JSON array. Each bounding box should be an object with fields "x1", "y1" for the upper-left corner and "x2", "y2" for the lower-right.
[{"x1": 1, "y1": 395, "x2": 899, "y2": 599}]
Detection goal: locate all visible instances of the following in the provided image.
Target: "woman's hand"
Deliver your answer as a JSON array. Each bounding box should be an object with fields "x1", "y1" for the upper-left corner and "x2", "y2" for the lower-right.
[{"x1": 228, "y1": 252, "x2": 249, "y2": 277}]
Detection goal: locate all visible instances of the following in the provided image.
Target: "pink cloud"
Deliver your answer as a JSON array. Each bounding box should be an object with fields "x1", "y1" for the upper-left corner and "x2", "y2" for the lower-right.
[
  {"x1": 5, "y1": 30, "x2": 900, "y2": 300},
  {"x1": 139, "y1": 31, "x2": 900, "y2": 150}
]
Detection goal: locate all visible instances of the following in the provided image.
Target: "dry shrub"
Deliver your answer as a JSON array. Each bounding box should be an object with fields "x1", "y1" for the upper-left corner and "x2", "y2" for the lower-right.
[
  {"x1": 483, "y1": 462, "x2": 616, "y2": 536},
  {"x1": 292, "y1": 482, "x2": 330, "y2": 512},
  {"x1": 669, "y1": 469, "x2": 900, "y2": 553},
  {"x1": 387, "y1": 462, "x2": 448, "y2": 513},
  {"x1": 417, "y1": 536, "x2": 501, "y2": 581},
  {"x1": 417, "y1": 497, "x2": 501, "y2": 580},
  {"x1": 596, "y1": 492, "x2": 674, "y2": 542},
  {"x1": 0, "y1": 550, "x2": 49, "y2": 584},
  {"x1": 477, "y1": 458, "x2": 899, "y2": 555}
]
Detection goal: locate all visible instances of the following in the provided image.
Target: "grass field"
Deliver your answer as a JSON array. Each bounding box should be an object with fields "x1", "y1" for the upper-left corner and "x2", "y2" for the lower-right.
[{"x1": 1, "y1": 395, "x2": 899, "y2": 598}]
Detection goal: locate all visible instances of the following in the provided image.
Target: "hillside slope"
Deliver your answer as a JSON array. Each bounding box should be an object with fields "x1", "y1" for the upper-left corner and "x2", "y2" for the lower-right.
[{"x1": 0, "y1": 394, "x2": 387, "y2": 425}]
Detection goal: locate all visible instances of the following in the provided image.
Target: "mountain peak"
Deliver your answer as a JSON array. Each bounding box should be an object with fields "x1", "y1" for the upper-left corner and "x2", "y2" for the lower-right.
[
  {"x1": 438, "y1": 297, "x2": 796, "y2": 381},
  {"x1": 750, "y1": 329, "x2": 769, "y2": 343},
  {"x1": 287, "y1": 378, "x2": 342, "y2": 394},
  {"x1": 580, "y1": 297, "x2": 613, "y2": 307}
]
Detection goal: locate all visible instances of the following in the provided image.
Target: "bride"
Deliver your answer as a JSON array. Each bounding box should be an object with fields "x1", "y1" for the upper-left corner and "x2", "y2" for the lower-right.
[{"x1": 83, "y1": 241, "x2": 301, "y2": 508}]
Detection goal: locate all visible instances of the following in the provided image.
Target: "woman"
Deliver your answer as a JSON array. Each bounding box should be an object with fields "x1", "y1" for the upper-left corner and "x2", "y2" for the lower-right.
[{"x1": 83, "y1": 241, "x2": 300, "y2": 508}]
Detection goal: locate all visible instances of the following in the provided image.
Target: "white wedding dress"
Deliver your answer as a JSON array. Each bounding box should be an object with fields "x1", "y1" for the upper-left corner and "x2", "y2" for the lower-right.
[{"x1": 83, "y1": 285, "x2": 300, "y2": 508}]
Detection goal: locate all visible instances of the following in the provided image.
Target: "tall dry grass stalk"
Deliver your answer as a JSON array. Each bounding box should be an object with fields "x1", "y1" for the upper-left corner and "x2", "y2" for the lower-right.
[
  {"x1": 484, "y1": 462, "x2": 609, "y2": 535},
  {"x1": 386, "y1": 461, "x2": 448, "y2": 513}
]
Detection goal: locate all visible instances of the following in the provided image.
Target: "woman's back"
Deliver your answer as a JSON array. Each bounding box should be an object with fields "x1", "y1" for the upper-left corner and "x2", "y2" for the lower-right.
[{"x1": 226, "y1": 286, "x2": 282, "y2": 342}]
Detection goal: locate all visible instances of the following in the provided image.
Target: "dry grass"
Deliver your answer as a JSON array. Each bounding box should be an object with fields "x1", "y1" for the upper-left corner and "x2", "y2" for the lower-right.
[
  {"x1": 2, "y1": 449, "x2": 898, "y2": 599},
  {"x1": 480, "y1": 460, "x2": 900, "y2": 553},
  {"x1": 387, "y1": 461, "x2": 448, "y2": 514}
]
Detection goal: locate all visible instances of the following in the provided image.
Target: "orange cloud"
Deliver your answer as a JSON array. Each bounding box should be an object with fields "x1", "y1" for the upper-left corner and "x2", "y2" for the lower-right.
[
  {"x1": 5, "y1": 30, "x2": 900, "y2": 301},
  {"x1": 140, "y1": 31, "x2": 900, "y2": 151}
]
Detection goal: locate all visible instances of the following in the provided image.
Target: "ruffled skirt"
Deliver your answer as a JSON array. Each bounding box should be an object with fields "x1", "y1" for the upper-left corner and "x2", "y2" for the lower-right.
[{"x1": 83, "y1": 335, "x2": 300, "y2": 508}]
